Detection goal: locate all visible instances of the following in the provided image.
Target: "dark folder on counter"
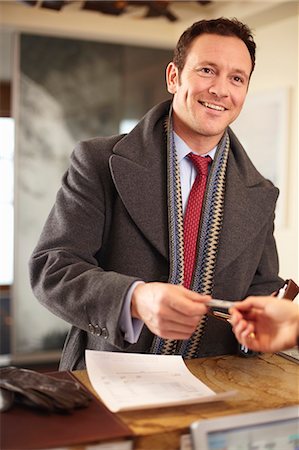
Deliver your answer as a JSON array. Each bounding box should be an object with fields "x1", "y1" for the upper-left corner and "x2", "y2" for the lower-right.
[{"x1": 0, "y1": 371, "x2": 133, "y2": 450}]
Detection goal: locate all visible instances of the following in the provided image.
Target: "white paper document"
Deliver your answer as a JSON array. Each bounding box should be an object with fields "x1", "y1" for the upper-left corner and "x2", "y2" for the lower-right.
[{"x1": 85, "y1": 350, "x2": 236, "y2": 413}]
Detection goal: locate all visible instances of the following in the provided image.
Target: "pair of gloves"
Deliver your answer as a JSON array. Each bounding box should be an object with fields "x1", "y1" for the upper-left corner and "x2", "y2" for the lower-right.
[{"x1": 0, "y1": 366, "x2": 91, "y2": 413}]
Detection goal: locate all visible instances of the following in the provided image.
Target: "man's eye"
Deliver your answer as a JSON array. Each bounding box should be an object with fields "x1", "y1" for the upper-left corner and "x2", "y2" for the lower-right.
[
  {"x1": 200, "y1": 67, "x2": 213, "y2": 75},
  {"x1": 233, "y1": 76, "x2": 244, "y2": 84}
]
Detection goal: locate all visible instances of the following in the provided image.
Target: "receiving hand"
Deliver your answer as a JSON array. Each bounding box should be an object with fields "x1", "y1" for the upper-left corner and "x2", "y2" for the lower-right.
[{"x1": 229, "y1": 296, "x2": 299, "y2": 352}]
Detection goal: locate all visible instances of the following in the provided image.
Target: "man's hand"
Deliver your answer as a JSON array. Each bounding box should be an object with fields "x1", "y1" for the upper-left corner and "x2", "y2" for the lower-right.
[{"x1": 131, "y1": 282, "x2": 210, "y2": 339}]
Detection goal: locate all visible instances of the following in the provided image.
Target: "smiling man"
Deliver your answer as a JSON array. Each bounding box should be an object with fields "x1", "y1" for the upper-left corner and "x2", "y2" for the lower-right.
[
  {"x1": 29, "y1": 18, "x2": 284, "y2": 370},
  {"x1": 168, "y1": 33, "x2": 252, "y2": 151}
]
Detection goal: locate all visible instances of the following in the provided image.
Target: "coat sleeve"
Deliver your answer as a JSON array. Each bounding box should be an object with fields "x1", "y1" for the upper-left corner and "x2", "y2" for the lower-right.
[
  {"x1": 29, "y1": 139, "x2": 141, "y2": 349},
  {"x1": 245, "y1": 215, "x2": 284, "y2": 296}
]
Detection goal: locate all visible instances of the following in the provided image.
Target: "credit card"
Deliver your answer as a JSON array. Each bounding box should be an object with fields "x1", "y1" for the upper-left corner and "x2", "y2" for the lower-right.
[{"x1": 207, "y1": 299, "x2": 235, "y2": 312}]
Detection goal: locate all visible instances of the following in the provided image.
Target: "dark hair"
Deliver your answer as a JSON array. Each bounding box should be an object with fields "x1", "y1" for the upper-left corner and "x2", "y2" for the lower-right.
[{"x1": 173, "y1": 17, "x2": 256, "y2": 75}]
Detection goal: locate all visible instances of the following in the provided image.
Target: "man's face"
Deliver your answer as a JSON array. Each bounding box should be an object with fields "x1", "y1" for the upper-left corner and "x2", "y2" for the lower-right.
[{"x1": 166, "y1": 33, "x2": 252, "y2": 151}]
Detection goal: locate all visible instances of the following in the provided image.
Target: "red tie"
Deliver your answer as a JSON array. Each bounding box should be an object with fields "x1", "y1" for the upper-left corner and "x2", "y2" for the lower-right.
[{"x1": 183, "y1": 153, "x2": 212, "y2": 289}]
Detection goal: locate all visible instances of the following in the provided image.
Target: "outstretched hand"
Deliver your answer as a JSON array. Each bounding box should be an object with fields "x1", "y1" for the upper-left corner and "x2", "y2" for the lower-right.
[
  {"x1": 229, "y1": 296, "x2": 299, "y2": 353},
  {"x1": 131, "y1": 282, "x2": 210, "y2": 340}
]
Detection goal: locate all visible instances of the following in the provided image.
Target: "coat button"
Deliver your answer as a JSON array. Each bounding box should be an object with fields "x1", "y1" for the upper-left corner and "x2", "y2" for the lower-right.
[
  {"x1": 88, "y1": 323, "x2": 95, "y2": 334},
  {"x1": 94, "y1": 324, "x2": 102, "y2": 336},
  {"x1": 101, "y1": 327, "x2": 109, "y2": 339}
]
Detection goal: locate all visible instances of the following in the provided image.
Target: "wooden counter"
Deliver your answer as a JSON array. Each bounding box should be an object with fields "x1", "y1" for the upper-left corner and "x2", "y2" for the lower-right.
[{"x1": 74, "y1": 353, "x2": 299, "y2": 450}]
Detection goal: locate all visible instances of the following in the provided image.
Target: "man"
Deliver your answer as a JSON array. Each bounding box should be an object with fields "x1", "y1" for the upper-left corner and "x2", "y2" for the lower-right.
[{"x1": 29, "y1": 18, "x2": 284, "y2": 370}]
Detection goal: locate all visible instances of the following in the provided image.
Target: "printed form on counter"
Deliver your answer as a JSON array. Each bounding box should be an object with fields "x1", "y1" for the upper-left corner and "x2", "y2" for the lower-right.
[{"x1": 85, "y1": 350, "x2": 236, "y2": 413}]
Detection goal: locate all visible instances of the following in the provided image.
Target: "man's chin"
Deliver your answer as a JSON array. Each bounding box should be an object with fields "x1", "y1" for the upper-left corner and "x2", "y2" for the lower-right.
[{"x1": 194, "y1": 126, "x2": 227, "y2": 140}]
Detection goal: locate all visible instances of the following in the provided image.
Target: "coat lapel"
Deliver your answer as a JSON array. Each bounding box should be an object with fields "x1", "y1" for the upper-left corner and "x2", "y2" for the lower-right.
[
  {"x1": 215, "y1": 135, "x2": 279, "y2": 275},
  {"x1": 109, "y1": 104, "x2": 170, "y2": 260}
]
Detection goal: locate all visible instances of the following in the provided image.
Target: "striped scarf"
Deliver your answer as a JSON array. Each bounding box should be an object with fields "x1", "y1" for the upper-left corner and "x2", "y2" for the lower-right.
[{"x1": 150, "y1": 112, "x2": 230, "y2": 358}]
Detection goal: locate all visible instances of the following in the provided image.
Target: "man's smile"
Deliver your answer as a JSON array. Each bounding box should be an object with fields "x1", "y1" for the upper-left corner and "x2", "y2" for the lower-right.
[{"x1": 199, "y1": 101, "x2": 227, "y2": 112}]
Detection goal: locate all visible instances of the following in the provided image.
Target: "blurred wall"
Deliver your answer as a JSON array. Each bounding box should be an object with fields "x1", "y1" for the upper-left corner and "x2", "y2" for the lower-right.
[{"x1": 248, "y1": 7, "x2": 298, "y2": 281}]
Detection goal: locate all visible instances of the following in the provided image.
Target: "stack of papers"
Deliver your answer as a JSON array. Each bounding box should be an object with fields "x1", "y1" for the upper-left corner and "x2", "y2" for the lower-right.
[{"x1": 85, "y1": 350, "x2": 236, "y2": 412}]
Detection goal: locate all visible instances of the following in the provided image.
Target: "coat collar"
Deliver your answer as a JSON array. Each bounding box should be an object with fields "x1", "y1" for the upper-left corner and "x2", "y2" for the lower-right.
[{"x1": 109, "y1": 102, "x2": 278, "y2": 273}]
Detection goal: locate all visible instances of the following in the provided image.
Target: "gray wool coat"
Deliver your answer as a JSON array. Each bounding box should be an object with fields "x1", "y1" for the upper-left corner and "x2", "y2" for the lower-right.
[{"x1": 29, "y1": 100, "x2": 284, "y2": 370}]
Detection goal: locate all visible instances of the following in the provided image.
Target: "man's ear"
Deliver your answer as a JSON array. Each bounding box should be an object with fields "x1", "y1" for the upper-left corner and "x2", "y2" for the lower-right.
[{"x1": 166, "y1": 62, "x2": 179, "y2": 94}]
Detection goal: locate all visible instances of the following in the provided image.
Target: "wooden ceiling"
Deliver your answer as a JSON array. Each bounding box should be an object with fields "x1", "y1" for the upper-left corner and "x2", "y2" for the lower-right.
[{"x1": 18, "y1": 1, "x2": 213, "y2": 22}]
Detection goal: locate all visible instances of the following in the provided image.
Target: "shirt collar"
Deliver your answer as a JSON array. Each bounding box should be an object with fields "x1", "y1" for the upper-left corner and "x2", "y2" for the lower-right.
[{"x1": 173, "y1": 131, "x2": 217, "y2": 163}]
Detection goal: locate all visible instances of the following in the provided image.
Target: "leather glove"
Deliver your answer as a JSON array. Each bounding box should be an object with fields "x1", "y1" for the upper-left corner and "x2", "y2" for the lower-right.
[{"x1": 0, "y1": 366, "x2": 92, "y2": 413}]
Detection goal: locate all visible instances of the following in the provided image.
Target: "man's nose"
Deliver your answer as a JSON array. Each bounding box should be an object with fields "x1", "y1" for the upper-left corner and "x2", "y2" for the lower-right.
[{"x1": 208, "y1": 76, "x2": 229, "y2": 98}]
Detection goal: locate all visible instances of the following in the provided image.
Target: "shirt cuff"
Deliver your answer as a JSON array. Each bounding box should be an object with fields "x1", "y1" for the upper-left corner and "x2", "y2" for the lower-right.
[{"x1": 119, "y1": 281, "x2": 144, "y2": 344}]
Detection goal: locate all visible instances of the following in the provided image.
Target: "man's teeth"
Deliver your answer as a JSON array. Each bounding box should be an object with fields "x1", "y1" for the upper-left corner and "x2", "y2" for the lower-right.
[{"x1": 201, "y1": 102, "x2": 225, "y2": 111}]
